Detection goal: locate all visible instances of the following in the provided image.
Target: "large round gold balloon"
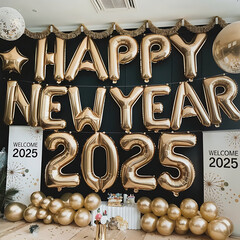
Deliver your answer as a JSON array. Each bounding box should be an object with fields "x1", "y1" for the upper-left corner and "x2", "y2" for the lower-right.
[
  {"x1": 208, "y1": 220, "x2": 229, "y2": 240},
  {"x1": 49, "y1": 199, "x2": 64, "y2": 214},
  {"x1": 189, "y1": 216, "x2": 208, "y2": 235},
  {"x1": 74, "y1": 208, "x2": 91, "y2": 227},
  {"x1": 60, "y1": 192, "x2": 72, "y2": 207},
  {"x1": 43, "y1": 214, "x2": 53, "y2": 224},
  {"x1": 167, "y1": 204, "x2": 181, "y2": 221},
  {"x1": 23, "y1": 206, "x2": 38, "y2": 222},
  {"x1": 58, "y1": 207, "x2": 75, "y2": 225},
  {"x1": 175, "y1": 216, "x2": 189, "y2": 235},
  {"x1": 4, "y1": 202, "x2": 27, "y2": 222},
  {"x1": 180, "y1": 198, "x2": 198, "y2": 218},
  {"x1": 36, "y1": 208, "x2": 48, "y2": 219},
  {"x1": 151, "y1": 198, "x2": 168, "y2": 217},
  {"x1": 41, "y1": 197, "x2": 52, "y2": 210},
  {"x1": 212, "y1": 21, "x2": 240, "y2": 74},
  {"x1": 200, "y1": 202, "x2": 218, "y2": 222},
  {"x1": 216, "y1": 217, "x2": 234, "y2": 235},
  {"x1": 137, "y1": 197, "x2": 152, "y2": 214},
  {"x1": 140, "y1": 213, "x2": 158, "y2": 233},
  {"x1": 156, "y1": 216, "x2": 175, "y2": 236},
  {"x1": 69, "y1": 193, "x2": 84, "y2": 210},
  {"x1": 84, "y1": 193, "x2": 101, "y2": 211},
  {"x1": 30, "y1": 191, "x2": 46, "y2": 207}
]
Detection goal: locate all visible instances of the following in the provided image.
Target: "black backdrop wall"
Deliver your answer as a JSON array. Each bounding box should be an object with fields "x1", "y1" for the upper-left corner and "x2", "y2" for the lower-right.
[{"x1": 0, "y1": 25, "x2": 239, "y2": 206}]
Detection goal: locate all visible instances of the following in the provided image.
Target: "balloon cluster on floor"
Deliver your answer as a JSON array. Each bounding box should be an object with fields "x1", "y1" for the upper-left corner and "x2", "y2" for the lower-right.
[
  {"x1": 4, "y1": 191, "x2": 101, "y2": 227},
  {"x1": 137, "y1": 197, "x2": 233, "y2": 240}
]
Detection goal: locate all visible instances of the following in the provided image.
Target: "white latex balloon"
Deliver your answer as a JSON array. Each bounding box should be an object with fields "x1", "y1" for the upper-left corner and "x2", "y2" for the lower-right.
[{"x1": 0, "y1": 7, "x2": 25, "y2": 41}]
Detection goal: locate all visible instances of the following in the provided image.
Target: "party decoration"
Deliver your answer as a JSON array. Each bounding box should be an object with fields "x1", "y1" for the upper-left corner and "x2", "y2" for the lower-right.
[
  {"x1": 30, "y1": 83, "x2": 42, "y2": 127},
  {"x1": 200, "y1": 202, "x2": 218, "y2": 222},
  {"x1": 167, "y1": 204, "x2": 181, "y2": 220},
  {"x1": 212, "y1": 21, "x2": 240, "y2": 74},
  {"x1": 137, "y1": 197, "x2": 152, "y2": 214},
  {"x1": 171, "y1": 82, "x2": 211, "y2": 130},
  {"x1": 68, "y1": 86, "x2": 106, "y2": 132},
  {"x1": 48, "y1": 199, "x2": 64, "y2": 214},
  {"x1": 175, "y1": 216, "x2": 189, "y2": 235},
  {"x1": 120, "y1": 133, "x2": 157, "y2": 192},
  {"x1": 74, "y1": 208, "x2": 91, "y2": 227},
  {"x1": 60, "y1": 192, "x2": 72, "y2": 207},
  {"x1": 30, "y1": 191, "x2": 46, "y2": 207},
  {"x1": 141, "y1": 34, "x2": 171, "y2": 82},
  {"x1": 140, "y1": 213, "x2": 158, "y2": 233},
  {"x1": 216, "y1": 217, "x2": 234, "y2": 236},
  {"x1": 40, "y1": 197, "x2": 51, "y2": 210},
  {"x1": 189, "y1": 216, "x2": 208, "y2": 235},
  {"x1": 95, "y1": 221, "x2": 107, "y2": 240},
  {"x1": 65, "y1": 36, "x2": 108, "y2": 81},
  {"x1": 180, "y1": 198, "x2": 198, "y2": 218},
  {"x1": 39, "y1": 86, "x2": 67, "y2": 130},
  {"x1": 45, "y1": 132, "x2": 80, "y2": 191},
  {"x1": 110, "y1": 86, "x2": 143, "y2": 133},
  {"x1": 57, "y1": 207, "x2": 75, "y2": 225},
  {"x1": 203, "y1": 76, "x2": 240, "y2": 126},
  {"x1": 143, "y1": 85, "x2": 171, "y2": 132},
  {"x1": 69, "y1": 193, "x2": 84, "y2": 210},
  {"x1": 35, "y1": 37, "x2": 66, "y2": 83},
  {"x1": 108, "y1": 35, "x2": 138, "y2": 83},
  {"x1": 36, "y1": 208, "x2": 48, "y2": 219},
  {"x1": 208, "y1": 220, "x2": 229, "y2": 240},
  {"x1": 53, "y1": 214, "x2": 59, "y2": 223},
  {"x1": 170, "y1": 33, "x2": 207, "y2": 80},
  {"x1": 0, "y1": 7, "x2": 25, "y2": 41},
  {"x1": 158, "y1": 133, "x2": 196, "y2": 196},
  {"x1": 84, "y1": 193, "x2": 101, "y2": 211},
  {"x1": 43, "y1": 214, "x2": 53, "y2": 224},
  {"x1": 0, "y1": 47, "x2": 28, "y2": 73},
  {"x1": 81, "y1": 132, "x2": 119, "y2": 192},
  {"x1": 23, "y1": 206, "x2": 39, "y2": 222},
  {"x1": 4, "y1": 202, "x2": 26, "y2": 222},
  {"x1": 156, "y1": 216, "x2": 175, "y2": 236},
  {"x1": 150, "y1": 197, "x2": 168, "y2": 217}
]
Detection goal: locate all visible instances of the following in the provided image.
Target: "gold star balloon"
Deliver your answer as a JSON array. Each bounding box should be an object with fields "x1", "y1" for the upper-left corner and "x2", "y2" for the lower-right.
[{"x1": 0, "y1": 46, "x2": 28, "y2": 74}]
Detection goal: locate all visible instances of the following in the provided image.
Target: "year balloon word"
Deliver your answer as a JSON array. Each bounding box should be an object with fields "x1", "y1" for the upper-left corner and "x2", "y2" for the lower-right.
[{"x1": 45, "y1": 131, "x2": 196, "y2": 197}]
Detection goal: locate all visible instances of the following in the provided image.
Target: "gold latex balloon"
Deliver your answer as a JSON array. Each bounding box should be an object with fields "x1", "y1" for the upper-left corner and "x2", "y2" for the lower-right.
[
  {"x1": 45, "y1": 132, "x2": 80, "y2": 191},
  {"x1": 140, "y1": 34, "x2": 171, "y2": 83},
  {"x1": 212, "y1": 21, "x2": 240, "y2": 74},
  {"x1": 57, "y1": 207, "x2": 75, "y2": 225},
  {"x1": 84, "y1": 193, "x2": 101, "y2": 211},
  {"x1": 81, "y1": 132, "x2": 119, "y2": 193},
  {"x1": 110, "y1": 86, "x2": 143, "y2": 133},
  {"x1": 49, "y1": 199, "x2": 64, "y2": 214},
  {"x1": 137, "y1": 197, "x2": 152, "y2": 214},
  {"x1": 40, "y1": 197, "x2": 52, "y2": 210},
  {"x1": 180, "y1": 198, "x2": 198, "y2": 219},
  {"x1": 189, "y1": 216, "x2": 208, "y2": 235},
  {"x1": 53, "y1": 214, "x2": 59, "y2": 223},
  {"x1": 31, "y1": 191, "x2": 46, "y2": 207},
  {"x1": 140, "y1": 213, "x2": 158, "y2": 233},
  {"x1": 120, "y1": 133, "x2": 157, "y2": 192},
  {"x1": 37, "y1": 208, "x2": 48, "y2": 220},
  {"x1": 170, "y1": 33, "x2": 207, "y2": 80},
  {"x1": 0, "y1": 46, "x2": 28, "y2": 73},
  {"x1": 23, "y1": 206, "x2": 38, "y2": 222},
  {"x1": 203, "y1": 76, "x2": 240, "y2": 126},
  {"x1": 158, "y1": 133, "x2": 196, "y2": 197},
  {"x1": 142, "y1": 85, "x2": 171, "y2": 132},
  {"x1": 151, "y1": 198, "x2": 169, "y2": 217},
  {"x1": 208, "y1": 220, "x2": 229, "y2": 240},
  {"x1": 200, "y1": 202, "x2": 218, "y2": 222},
  {"x1": 4, "y1": 202, "x2": 27, "y2": 222},
  {"x1": 60, "y1": 192, "x2": 72, "y2": 207},
  {"x1": 156, "y1": 216, "x2": 175, "y2": 236},
  {"x1": 43, "y1": 214, "x2": 53, "y2": 224},
  {"x1": 175, "y1": 216, "x2": 189, "y2": 235},
  {"x1": 69, "y1": 193, "x2": 84, "y2": 210},
  {"x1": 74, "y1": 208, "x2": 91, "y2": 227},
  {"x1": 108, "y1": 35, "x2": 138, "y2": 83},
  {"x1": 167, "y1": 204, "x2": 181, "y2": 220},
  {"x1": 216, "y1": 217, "x2": 234, "y2": 236}
]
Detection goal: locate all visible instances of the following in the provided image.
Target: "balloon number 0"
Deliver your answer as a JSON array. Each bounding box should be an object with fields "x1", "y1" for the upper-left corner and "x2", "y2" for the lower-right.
[{"x1": 45, "y1": 132, "x2": 196, "y2": 196}]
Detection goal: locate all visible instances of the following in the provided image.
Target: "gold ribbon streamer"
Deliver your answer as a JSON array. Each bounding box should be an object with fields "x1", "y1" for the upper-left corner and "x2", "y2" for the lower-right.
[
  {"x1": 115, "y1": 21, "x2": 147, "y2": 37},
  {"x1": 82, "y1": 23, "x2": 115, "y2": 39}
]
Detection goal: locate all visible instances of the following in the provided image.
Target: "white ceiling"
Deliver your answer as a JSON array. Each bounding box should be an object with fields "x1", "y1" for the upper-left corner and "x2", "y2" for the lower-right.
[{"x1": 0, "y1": 0, "x2": 240, "y2": 32}]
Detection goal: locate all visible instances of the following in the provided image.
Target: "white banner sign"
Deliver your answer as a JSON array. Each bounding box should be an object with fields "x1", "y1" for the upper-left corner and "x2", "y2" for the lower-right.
[
  {"x1": 6, "y1": 126, "x2": 43, "y2": 205},
  {"x1": 203, "y1": 130, "x2": 240, "y2": 237}
]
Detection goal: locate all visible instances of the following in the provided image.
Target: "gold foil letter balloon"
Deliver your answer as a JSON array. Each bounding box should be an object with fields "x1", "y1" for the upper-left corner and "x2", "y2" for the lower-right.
[
  {"x1": 141, "y1": 34, "x2": 171, "y2": 82},
  {"x1": 110, "y1": 86, "x2": 143, "y2": 133},
  {"x1": 203, "y1": 76, "x2": 240, "y2": 127},
  {"x1": 81, "y1": 132, "x2": 119, "y2": 192},
  {"x1": 142, "y1": 85, "x2": 171, "y2": 132},
  {"x1": 108, "y1": 35, "x2": 138, "y2": 83},
  {"x1": 45, "y1": 132, "x2": 80, "y2": 191},
  {"x1": 120, "y1": 133, "x2": 157, "y2": 192},
  {"x1": 170, "y1": 33, "x2": 207, "y2": 80},
  {"x1": 158, "y1": 133, "x2": 196, "y2": 196}
]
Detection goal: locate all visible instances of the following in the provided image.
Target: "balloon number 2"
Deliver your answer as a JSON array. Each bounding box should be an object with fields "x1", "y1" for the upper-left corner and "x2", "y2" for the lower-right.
[{"x1": 45, "y1": 132, "x2": 196, "y2": 196}]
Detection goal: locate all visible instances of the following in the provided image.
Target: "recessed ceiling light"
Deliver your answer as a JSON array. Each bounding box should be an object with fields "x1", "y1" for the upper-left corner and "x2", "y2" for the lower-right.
[{"x1": 32, "y1": 9, "x2": 37, "y2": 13}]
